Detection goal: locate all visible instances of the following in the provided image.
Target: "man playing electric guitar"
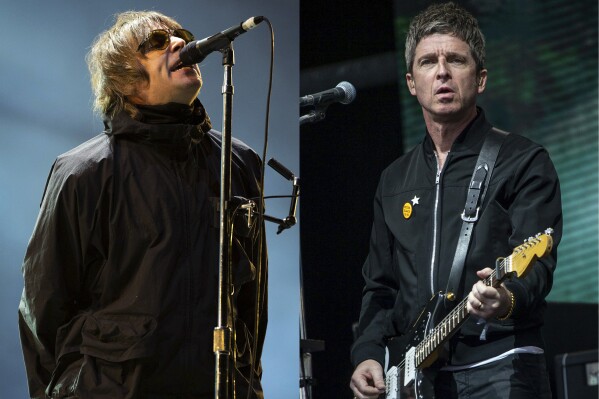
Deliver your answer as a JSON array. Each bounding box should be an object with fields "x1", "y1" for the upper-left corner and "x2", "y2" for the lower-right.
[{"x1": 349, "y1": 3, "x2": 562, "y2": 399}]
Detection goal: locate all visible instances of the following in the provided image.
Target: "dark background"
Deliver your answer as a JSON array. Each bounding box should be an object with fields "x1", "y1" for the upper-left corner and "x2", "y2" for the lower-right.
[
  {"x1": 300, "y1": 1, "x2": 402, "y2": 396},
  {"x1": 301, "y1": 2, "x2": 403, "y2": 397},
  {"x1": 300, "y1": 1, "x2": 598, "y2": 398}
]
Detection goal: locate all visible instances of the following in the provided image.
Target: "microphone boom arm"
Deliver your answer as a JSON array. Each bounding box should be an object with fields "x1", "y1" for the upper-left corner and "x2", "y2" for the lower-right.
[{"x1": 233, "y1": 158, "x2": 300, "y2": 234}]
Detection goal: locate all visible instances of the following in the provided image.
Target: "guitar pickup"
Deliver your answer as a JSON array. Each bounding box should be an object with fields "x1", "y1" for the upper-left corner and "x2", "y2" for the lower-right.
[
  {"x1": 404, "y1": 346, "x2": 416, "y2": 386},
  {"x1": 385, "y1": 365, "x2": 399, "y2": 399}
]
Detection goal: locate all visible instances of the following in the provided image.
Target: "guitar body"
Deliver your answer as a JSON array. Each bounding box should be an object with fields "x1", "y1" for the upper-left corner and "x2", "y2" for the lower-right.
[
  {"x1": 382, "y1": 232, "x2": 554, "y2": 399},
  {"x1": 385, "y1": 294, "x2": 446, "y2": 399}
]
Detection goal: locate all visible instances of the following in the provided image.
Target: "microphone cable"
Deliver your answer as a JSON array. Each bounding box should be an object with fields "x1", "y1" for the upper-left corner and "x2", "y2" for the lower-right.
[{"x1": 248, "y1": 16, "x2": 273, "y2": 399}]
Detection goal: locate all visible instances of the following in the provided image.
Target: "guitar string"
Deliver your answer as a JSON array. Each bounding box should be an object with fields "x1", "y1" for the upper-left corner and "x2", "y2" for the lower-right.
[
  {"x1": 413, "y1": 256, "x2": 508, "y2": 366},
  {"x1": 414, "y1": 237, "x2": 540, "y2": 365},
  {"x1": 391, "y1": 236, "x2": 542, "y2": 373}
]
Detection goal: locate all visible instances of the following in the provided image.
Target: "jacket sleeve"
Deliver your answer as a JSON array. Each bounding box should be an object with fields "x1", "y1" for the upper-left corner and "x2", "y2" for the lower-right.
[
  {"x1": 350, "y1": 170, "x2": 399, "y2": 368},
  {"x1": 501, "y1": 145, "x2": 562, "y2": 320},
  {"x1": 18, "y1": 160, "x2": 86, "y2": 399}
]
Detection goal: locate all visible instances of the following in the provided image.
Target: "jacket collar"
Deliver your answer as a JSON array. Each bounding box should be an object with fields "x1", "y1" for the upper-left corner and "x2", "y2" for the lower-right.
[
  {"x1": 423, "y1": 107, "x2": 493, "y2": 155},
  {"x1": 103, "y1": 99, "x2": 212, "y2": 144}
]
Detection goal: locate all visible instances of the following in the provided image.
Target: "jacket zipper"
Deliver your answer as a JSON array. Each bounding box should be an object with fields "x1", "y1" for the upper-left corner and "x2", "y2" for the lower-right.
[
  {"x1": 429, "y1": 152, "x2": 448, "y2": 296},
  {"x1": 430, "y1": 162, "x2": 441, "y2": 296}
]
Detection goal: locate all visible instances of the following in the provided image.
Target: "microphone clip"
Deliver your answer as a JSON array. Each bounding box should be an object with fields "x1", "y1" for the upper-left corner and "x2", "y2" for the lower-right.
[
  {"x1": 258, "y1": 158, "x2": 300, "y2": 234},
  {"x1": 299, "y1": 106, "x2": 328, "y2": 126}
]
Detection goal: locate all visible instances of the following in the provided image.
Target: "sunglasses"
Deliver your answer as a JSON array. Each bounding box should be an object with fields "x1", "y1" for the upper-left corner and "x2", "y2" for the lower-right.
[{"x1": 137, "y1": 28, "x2": 195, "y2": 53}]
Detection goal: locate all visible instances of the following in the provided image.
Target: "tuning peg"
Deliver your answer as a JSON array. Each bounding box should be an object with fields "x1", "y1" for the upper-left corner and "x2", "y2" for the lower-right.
[{"x1": 544, "y1": 227, "x2": 554, "y2": 235}]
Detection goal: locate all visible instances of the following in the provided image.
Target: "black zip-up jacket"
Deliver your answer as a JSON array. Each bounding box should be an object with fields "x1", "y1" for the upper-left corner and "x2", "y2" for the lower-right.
[
  {"x1": 18, "y1": 103, "x2": 267, "y2": 398},
  {"x1": 351, "y1": 109, "x2": 562, "y2": 368}
]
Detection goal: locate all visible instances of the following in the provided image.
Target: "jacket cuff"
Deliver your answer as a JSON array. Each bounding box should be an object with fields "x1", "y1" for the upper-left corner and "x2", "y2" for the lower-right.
[
  {"x1": 503, "y1": 281, "x2": 526, "y2": 320},
  {"x1": 351, "y1": 341, "x2": 386, "y2": 369}
]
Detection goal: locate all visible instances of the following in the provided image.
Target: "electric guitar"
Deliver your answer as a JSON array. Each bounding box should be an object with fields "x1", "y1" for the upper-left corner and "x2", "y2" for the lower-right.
[{"x1": 384, "y1": 229, "x2": 554, "y2": 399}]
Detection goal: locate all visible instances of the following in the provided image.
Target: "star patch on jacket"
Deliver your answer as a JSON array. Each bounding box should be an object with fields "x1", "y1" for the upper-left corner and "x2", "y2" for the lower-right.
[{"x1": 403, "y1": 195, "x2": 420, "y2": 219}]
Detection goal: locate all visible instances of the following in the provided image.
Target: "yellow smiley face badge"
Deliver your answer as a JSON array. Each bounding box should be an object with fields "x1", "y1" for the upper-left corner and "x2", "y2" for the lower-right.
[
  {"x1": 403, "y1": 195, "x2": 420, "y2": 219},
  {"x1": 403, "y1": 202, "x2": 412, "y2": 219}
]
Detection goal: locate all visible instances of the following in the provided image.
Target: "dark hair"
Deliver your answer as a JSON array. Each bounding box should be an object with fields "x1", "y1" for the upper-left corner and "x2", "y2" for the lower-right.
[{"x1": 405, "y1": 2, "x2": 485, "y2": 74}]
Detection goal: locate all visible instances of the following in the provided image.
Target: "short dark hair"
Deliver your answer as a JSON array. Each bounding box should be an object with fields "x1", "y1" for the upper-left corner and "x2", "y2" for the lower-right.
[{"x1": 405, "y1": 2, "x2": 485, "y2": 74}]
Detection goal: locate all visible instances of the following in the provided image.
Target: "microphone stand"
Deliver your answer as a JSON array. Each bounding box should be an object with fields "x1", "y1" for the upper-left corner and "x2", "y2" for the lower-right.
[
  {"x1": 215, "y1": 42, "x2": 235, "y2": 399},
  {"x1": 213, "y1": 42, "x2": 298, "y2": 399},
  {"x1": 299, "y1": 105, "x2": 328, "y2": 126},
  {"x1": 212, "y1": 32, "x2": 292, "y2": 399}
]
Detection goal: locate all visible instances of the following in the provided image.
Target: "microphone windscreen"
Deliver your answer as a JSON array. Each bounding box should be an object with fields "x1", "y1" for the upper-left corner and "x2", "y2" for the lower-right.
[{"x1": 337, "y1": 81, "x2": 357, "y2": 104}]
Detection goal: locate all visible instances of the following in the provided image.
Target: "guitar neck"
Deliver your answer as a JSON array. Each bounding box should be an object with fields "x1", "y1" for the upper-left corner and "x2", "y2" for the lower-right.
[{"x1": 414, "y1": 257, "x2": 509, "y2": 368}]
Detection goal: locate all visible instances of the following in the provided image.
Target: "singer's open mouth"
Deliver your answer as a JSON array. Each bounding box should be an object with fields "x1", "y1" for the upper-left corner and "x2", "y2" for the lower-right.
[
  {"x1": 435, "y1": 86, "x2": 454, "y2": 95},
  {"x1": 170, "y1": 61, "x2": 187, "y2": 72}
]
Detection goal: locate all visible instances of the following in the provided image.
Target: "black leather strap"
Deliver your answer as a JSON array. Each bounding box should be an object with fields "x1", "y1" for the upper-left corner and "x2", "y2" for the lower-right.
[{"x1": 444, "y1": 128, "x2": 509, "y2": 308}]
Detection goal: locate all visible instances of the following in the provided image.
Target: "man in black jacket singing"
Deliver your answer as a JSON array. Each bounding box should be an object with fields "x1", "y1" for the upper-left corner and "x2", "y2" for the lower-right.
[
  {"x1": 18, "y1": 11, "x2": 267, "y2": 399},
  {"x1": 350, "y1": 3, "x2": 561, "y2": 399}
]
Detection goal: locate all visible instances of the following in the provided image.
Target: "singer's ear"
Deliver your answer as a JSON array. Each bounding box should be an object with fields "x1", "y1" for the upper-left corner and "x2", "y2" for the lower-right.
[
  {"x1": 477, "y1": 69, "x2": 488, "y2": 94},
  {"x1": 406, "y1": 73, "x2": 417, "y2": 96}
]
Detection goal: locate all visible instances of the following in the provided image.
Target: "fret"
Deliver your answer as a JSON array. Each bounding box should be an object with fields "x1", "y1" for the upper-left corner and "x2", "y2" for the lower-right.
[
  {"x1": 441, "y1": 320, "x2": 447, "y2": 338},
  {"x1": 390, "y1": 233, "x2": 552, "y2": 391}
]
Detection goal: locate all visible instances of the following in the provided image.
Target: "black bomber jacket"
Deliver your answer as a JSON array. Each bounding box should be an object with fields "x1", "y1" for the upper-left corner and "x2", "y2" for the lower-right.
[{"x1": 351, "y1": 109, "x2": 562, "y2": 368}]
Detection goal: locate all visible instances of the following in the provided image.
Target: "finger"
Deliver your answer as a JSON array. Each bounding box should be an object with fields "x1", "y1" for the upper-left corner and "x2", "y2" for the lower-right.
[
  {"x1": 349, "y1": 381, "x2": 362, "y2": 399},
  {"x1": 473, "y1": 281, "x2": 489, "y2": 300},
  {"x1": 476, "y1": 283, "x2": 503, "y2": 304},
  {"x1": 486, "y1": 286, "x2": 503, "y2": 302},
  {"x1": 475, "y1": 280, "x2": 503, "y2": 303},
  {"x1": 467, "y1": 291, "x2": 482, "y2": 314},
  {"x1": 476, "y1": 267, "x2": 493, "y2": 279},
  {"x1": 354, "y1": 386, "x2": 385, "y2": 397},
  {"x1": 371, "y1": 365, "x2": 386, "y2": 390},
  {"x1": 351, "y1": 373, "x2": 385, "y2": 397}
]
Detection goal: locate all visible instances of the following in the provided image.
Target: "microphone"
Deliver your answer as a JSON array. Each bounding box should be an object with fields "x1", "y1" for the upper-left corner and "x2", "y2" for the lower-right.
[
  {"x1": 299, "y1": 81, "x2": 356, "y2": 107},
  {"x1": 180, "y1": 16, "x2": 264, "y2": 66}
]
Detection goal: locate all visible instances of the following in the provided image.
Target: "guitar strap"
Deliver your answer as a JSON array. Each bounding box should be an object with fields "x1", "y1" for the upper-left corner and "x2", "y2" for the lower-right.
[{"x1": 444, "y1": 127, "x2": 509, "y2": 309}]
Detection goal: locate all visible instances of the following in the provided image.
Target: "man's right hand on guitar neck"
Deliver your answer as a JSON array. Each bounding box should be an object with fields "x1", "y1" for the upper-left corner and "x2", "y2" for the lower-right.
[{"x1": 350, "y1": 359, "x2": 386, "y2": 399}]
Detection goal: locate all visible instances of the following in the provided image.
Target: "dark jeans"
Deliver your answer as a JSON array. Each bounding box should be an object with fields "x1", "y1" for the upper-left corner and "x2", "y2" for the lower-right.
[{"x1": 435, "y1": 353, "x2": 551, "y2": 399}]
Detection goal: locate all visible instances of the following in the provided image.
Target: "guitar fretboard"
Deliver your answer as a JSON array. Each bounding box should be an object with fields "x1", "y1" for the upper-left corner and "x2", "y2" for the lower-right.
[{"x1": 413, "y1": 256, "x2": 511, "y2": 367}]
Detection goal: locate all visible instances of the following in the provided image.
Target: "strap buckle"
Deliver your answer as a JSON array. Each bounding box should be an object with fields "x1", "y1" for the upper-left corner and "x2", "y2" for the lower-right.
[{"x1": 461, "y1": 207, "x2": 480, "y2": 222}]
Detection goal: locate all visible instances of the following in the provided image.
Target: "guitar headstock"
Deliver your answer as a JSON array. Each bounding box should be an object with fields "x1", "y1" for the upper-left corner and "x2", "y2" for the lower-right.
[{"x1": 505, "y1": 229, "x2": 553, "y2": 279}]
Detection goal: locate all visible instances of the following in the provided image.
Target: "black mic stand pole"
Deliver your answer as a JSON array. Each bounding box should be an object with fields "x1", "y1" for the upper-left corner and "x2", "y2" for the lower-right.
[{"x1": 215, "y1": 42, "x2": 236, "y2": 399}]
